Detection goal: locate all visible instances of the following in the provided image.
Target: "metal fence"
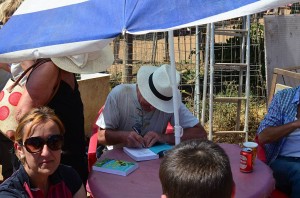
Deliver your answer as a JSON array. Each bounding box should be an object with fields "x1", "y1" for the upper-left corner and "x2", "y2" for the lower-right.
[{"x1": 102, "y1": 4, "x2": 299, "y2": 140}]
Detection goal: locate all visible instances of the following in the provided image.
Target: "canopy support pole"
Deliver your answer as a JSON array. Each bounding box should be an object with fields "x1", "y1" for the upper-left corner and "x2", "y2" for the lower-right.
[{"x1": 168, "y1": 30, "x2": 182, "y2": 145}]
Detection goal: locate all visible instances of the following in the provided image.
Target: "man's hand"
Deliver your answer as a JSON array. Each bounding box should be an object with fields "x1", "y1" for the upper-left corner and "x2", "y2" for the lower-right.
[
  {"x1": 100, "y1": 129, "x2": 166, "y2": 148},
  {"x1": 126, "y1": 131, "x2": 145, "y2": 148},
  {"x1": 143, "y1": 131, "x2": 165, "y2": 148}
]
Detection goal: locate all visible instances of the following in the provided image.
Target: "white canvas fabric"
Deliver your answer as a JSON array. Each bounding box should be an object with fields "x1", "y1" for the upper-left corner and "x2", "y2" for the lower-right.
[
  {"x1": 51, "y1": 45, "x2": 113, "y2": 74},
  {"x1": 10, "y1": 63, "x2": 27, "y2": 86}
]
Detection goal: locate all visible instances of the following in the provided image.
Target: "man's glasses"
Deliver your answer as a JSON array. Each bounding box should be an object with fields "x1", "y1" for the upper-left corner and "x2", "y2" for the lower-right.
[{"x1": 21, "y1": 134, "x2": 64, "y2": 154}]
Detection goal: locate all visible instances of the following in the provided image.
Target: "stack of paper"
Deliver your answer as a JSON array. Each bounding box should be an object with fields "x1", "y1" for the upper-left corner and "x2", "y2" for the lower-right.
[{"x1": 123, "y1": 143, "x2": 173, "y2": 161}]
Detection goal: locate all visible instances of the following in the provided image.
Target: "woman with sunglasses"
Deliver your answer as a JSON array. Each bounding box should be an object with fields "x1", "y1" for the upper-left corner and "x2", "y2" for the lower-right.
[{"x1": 0, "y1": 107, "x2": 87, "y2": 198}]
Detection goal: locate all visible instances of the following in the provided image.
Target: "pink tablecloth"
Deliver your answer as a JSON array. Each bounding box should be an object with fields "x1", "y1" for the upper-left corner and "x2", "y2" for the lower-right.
[{"x1": 87, "y1": 143, "x2": 275, "y2": 198}]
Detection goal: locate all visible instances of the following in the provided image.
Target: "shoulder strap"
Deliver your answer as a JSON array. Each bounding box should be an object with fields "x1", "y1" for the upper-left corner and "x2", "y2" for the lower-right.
[
  {"x1": 26, "y1": 58, "x2": 52, "y2": 81},
  {"x1": 7, "y1": 58, "x2": 61, "y2": 105},
  {"x1": 7, "y1": 59, "x2": 51, "y2": 93},
  {"x1": 25, "y1": 58, "x2": 61, "y2": 105}
]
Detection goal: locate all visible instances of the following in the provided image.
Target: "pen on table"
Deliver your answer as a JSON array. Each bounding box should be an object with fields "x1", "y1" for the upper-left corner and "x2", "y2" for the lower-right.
[{"x1": 132, "y1": 126, "x2": 145, "y2": 148}]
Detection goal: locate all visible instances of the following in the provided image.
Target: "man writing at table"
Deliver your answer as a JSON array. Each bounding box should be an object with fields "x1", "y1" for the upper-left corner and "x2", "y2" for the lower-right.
[
  {"x1": 257, "y1": 86, "x2": 300, "y2": 198},
  {"x1": 96, "y1": 64, "x2": 207, "y2": 148}
]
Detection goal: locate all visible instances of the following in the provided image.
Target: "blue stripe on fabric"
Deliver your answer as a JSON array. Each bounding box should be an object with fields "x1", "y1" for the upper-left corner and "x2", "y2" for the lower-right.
[
  {"x1": 0, "y1": 0, "x2": 262, "y2": 54},
  {"x1": 125, "y1": 0, "x2": 258, "y2": 32},
  {"x1": 0, "y1": 0, "x2": 123, "y2": 53}
]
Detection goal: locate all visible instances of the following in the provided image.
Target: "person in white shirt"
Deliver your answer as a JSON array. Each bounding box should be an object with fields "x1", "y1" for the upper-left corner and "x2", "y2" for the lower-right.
[{"x1": 96, "y1": 64, "x2": 207, "y2": 149}]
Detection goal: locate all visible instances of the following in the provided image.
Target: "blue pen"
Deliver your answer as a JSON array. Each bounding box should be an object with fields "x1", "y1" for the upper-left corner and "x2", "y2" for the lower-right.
[{"x1": 132, "y1": 126, "x2": 145, "y2": 148}]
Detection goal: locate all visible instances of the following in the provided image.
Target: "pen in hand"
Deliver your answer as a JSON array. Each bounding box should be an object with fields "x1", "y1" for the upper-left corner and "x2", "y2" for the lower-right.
[{"x1": 132, "y1": 126, "x2": 145, "y2": 148}]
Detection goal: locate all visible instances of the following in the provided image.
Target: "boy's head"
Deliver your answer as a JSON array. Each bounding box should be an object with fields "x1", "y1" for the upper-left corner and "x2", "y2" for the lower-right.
[{"x1": 159, "y1": 139, "x2": 235, "y2": 198}]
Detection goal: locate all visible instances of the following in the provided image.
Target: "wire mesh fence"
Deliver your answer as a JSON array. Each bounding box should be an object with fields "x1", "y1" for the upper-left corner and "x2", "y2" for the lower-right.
[{"x1": 100, "y1": 4, "x2": 299, "y2": 143}]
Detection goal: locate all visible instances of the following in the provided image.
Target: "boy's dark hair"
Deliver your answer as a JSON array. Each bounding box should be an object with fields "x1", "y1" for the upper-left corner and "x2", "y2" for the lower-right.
[{"x1": 159, "y1": 139, "x2": 234, "y2": 198}]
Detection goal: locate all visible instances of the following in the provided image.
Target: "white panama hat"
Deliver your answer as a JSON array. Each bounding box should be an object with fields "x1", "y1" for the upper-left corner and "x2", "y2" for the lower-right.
[
  {"x1": 137, "y1": 64, "x2": 180, "y2": 113},
  {"x1": 51, "y1": 45, "x2": 113, "y2": 74}
]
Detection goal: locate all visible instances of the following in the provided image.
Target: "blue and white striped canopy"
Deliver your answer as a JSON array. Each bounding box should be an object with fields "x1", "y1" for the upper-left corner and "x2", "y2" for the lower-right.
[{"x1": 0, "y1": 0, "x2": 297, "y2": 62}]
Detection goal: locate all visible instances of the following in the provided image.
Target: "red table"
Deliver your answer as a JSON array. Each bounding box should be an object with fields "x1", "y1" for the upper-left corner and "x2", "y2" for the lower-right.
[{"x1": 87, "y1": 143, "x2": 275, "y2": 198}]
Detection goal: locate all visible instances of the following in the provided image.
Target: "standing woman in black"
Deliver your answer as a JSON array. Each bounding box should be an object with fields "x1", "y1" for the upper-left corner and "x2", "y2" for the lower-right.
[{"x1": 15, "y1": 46, "x2": 113, "y2": 184}]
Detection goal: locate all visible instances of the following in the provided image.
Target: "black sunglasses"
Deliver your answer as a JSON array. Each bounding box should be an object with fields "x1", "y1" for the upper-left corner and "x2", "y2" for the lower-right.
[{"x1": 21, "y1": 134, "x2": 64, "y2": 154}]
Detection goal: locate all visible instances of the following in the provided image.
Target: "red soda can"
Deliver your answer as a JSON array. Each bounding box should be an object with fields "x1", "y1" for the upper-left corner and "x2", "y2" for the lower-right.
[{"x1": 240, "y1": 148, "x2": 253, "y2": 173}]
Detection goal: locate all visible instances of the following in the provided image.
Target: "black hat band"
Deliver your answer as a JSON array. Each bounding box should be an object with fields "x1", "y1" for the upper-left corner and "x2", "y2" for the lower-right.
[{"x1": 148, "y1": 73, "x2": 172, "y2": 101}]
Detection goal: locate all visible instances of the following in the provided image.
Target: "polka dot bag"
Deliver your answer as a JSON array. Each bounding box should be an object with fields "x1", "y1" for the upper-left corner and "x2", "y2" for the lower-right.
[
  {"x1": 0, "y1": 78, "x2": 23, "y2": 134},
  {"x1": 0, "y1": 59, "x2": 51, "y2": 135}
]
